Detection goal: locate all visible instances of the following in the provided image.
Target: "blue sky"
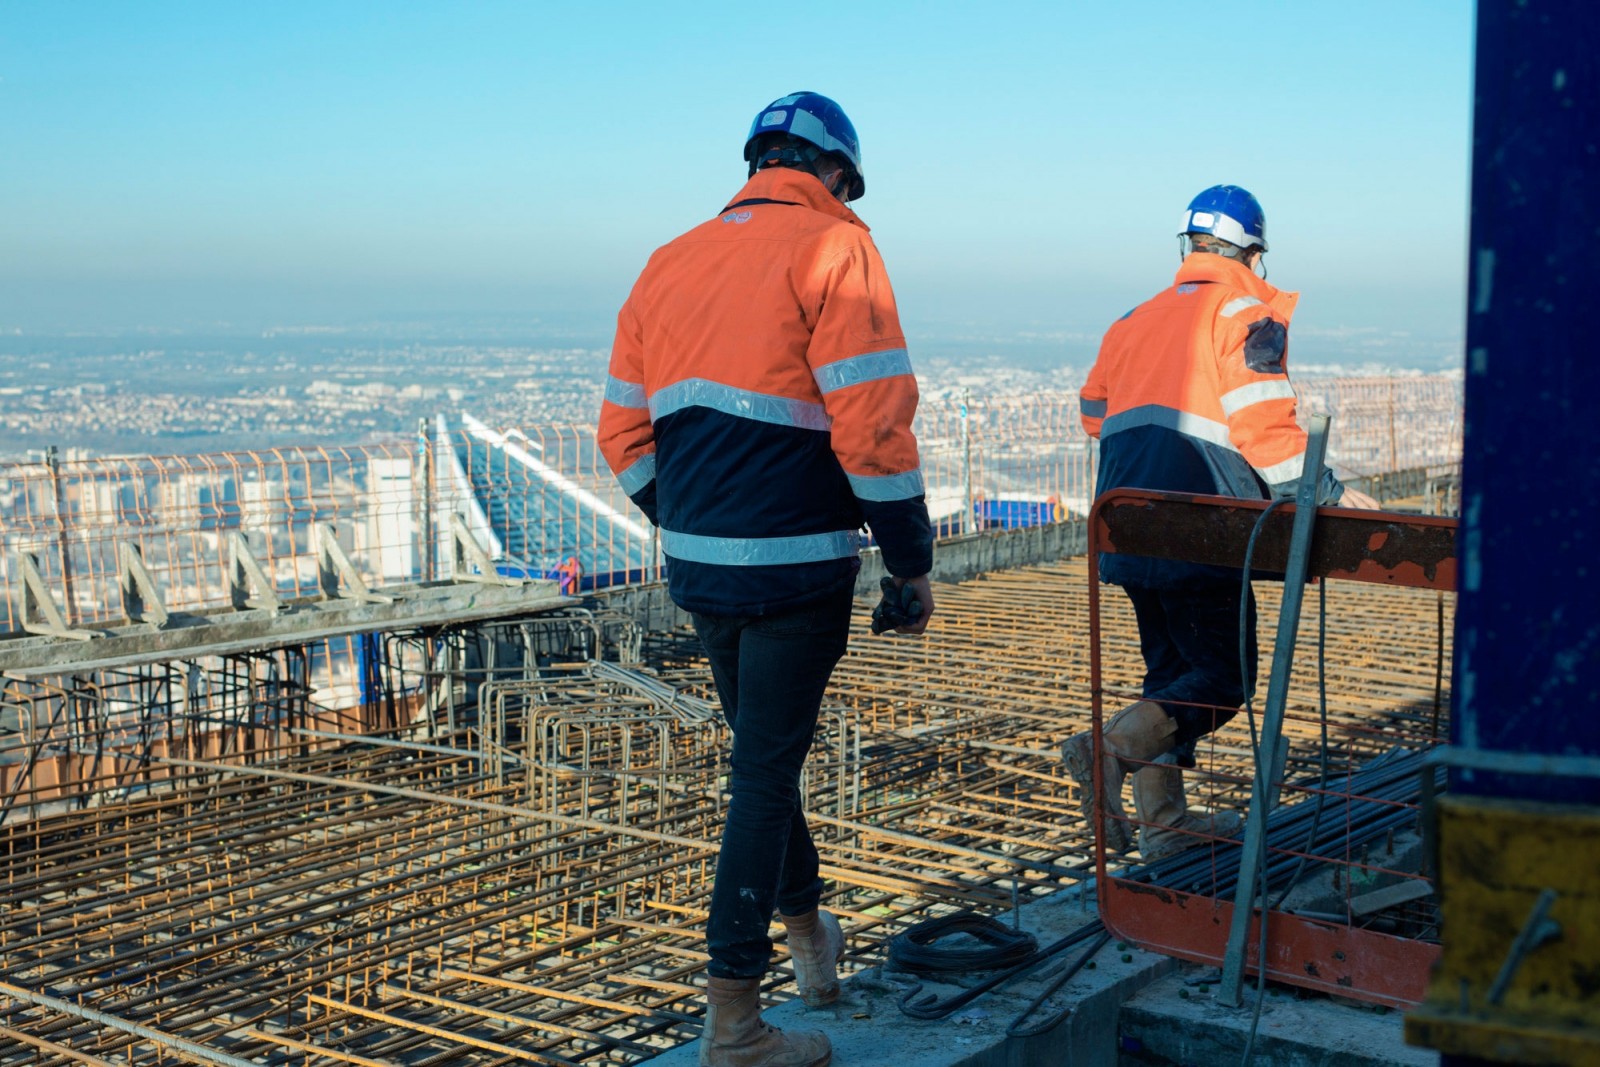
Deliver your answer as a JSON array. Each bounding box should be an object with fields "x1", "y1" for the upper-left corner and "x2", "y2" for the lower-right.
[{"x1": 1, "y1": 2, "x2": 1473, "y2": 353}]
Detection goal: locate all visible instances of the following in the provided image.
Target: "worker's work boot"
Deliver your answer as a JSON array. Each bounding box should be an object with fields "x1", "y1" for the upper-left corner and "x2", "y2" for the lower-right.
[
  {"x1": 699, "y1": 976, "x2": 832, "y2": 1067},
  {"x1": 779, "y1": 908, "x2": 846, "y2": 1007},
  {"x1": 1061, "y1": 700, "x2": 1179, "y2": 852},
  {"x1": 1131, "y1": 763, "x2": 1244, "y2": 861}
]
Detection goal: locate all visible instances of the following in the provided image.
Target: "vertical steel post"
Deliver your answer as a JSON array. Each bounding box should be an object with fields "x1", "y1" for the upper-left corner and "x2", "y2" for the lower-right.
[
  {"x1": 46, "y1": 445, "x2": 78, "y2": 624},
  {"x1": 1218, "y1": 415, "x2": 1331, "y2": 1007},
  {"x1": 1411, "y1": 8, "x2": 1600, "y2": 1058},
  {"x1": 419, "y1": 418, "x2": 436, "y2": 583},
  {"x1": 960, "y1": 389, "x2": 973, "y2": 533},
  {"x1": 1451, "y1": 0, "x2": 1600, "y2": 806},
  {"x1": 1388, "y1": 378, "x2": 1399, "y2": 473}
]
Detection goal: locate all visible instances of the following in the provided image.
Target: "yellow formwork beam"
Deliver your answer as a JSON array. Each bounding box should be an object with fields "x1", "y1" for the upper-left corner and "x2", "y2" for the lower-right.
[{"x1": 1406, "y1": 794, "x2": 1600, "y2": 1064}]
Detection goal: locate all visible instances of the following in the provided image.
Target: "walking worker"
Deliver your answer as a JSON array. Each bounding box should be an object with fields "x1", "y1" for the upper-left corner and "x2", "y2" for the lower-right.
[
  {"x1": 1062, "y1": 185, "x2": 1378, "y2": 862},
  {"x1": 597, "y1": 91, "x2": 934, "y2": 1067}
]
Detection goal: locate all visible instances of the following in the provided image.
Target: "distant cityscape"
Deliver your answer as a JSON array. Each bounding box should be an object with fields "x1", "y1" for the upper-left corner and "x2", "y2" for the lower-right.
[
  {"x1": 0, "y1": 324, "x2": 1463, "y2": 462},
  {"x1": 0, "y1": 321, "x2": 1464, "y2": 640},
  {"x1": 0, "y1": 338, "x2": 614, "y2": 460}
]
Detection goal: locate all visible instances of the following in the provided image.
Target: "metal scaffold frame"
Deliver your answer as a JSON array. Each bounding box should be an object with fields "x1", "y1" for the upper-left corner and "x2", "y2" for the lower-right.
[{"x1": 1085, "y1": 487, "x2": 1457, "y2": 1008}]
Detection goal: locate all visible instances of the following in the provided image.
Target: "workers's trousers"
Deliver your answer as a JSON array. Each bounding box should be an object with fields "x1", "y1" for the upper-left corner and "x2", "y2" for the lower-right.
[
  {"x1": 1122, "y1": 580, "x2": 1258, "y2": 764},
  {"x1": 689, "y1": 584, "x2": 853, "y2": 979}
]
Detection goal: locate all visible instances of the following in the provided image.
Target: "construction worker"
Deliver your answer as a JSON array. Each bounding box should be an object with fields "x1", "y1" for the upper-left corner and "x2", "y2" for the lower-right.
[
  {"x1": 1063, "y1": 185, "x2": 1378, "y2": 861},
  {"x1": 597, "y1": 91, "x2": 934, "y2": 1067}
]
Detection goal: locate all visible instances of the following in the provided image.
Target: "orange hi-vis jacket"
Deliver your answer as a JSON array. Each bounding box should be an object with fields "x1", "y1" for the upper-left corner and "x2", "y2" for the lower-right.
[
  {"x1": 597, "y1": 167, "x2": 932, "y2": 616},
  {"x1": 1081, "y1": 252, "x2": 1346, "y2": 587}
]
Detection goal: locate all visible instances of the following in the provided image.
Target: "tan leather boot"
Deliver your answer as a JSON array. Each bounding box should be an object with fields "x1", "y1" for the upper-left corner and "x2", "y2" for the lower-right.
[
  {"x1": 699, "y1": 976, "x2": 832, "y2": 1067},
  {"x1": 779, "y1": 908, "x2": 845, "y2": 1007},
  {"x1": 1061, "y1": 700, "x2": 1178, "y2": 851},
  {"x1": 1131, "y1": 762, "x2": 1244, "y2": 861}
]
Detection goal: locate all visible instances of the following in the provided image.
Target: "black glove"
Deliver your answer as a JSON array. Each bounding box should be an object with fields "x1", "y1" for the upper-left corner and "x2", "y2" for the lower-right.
[{"x1": 871, "y1": 576, "x2": 924, "y2": 634}]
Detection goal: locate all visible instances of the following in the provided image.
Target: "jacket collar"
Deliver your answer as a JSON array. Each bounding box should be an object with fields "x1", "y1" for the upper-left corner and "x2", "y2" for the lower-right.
[
  {"x1": 723, "y1": 167, "x2": 869, "y2": 231},
  {"x1": 1176, "y1": 252, "x2": 1299, "y2": 320}
]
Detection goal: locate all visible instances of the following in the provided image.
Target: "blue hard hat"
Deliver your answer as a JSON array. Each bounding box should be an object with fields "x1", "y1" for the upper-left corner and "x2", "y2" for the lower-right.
[
  {"x1": 744, "y1": 91, "x2": 865, "y2": 201},
  {"x1": 1181, "y1": 185, "x2": 1268, "y2": 252}
]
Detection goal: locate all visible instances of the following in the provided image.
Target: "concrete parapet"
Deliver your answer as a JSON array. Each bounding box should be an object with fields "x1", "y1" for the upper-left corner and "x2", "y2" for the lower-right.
[
  {"x1": 858, "y1": 521, "x2": 1089, "y2": 591},
  {"x1": 596, "y1": 520, "x2": 1089, "y2": 634}
]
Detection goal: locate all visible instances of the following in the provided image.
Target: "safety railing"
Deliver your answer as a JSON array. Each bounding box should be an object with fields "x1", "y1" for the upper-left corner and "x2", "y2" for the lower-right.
[
  {"x1": 0, "y1": 377, "x2": 1462, "y2": 638},
  {"x1": 1296, "y1": 376, "x2": 1463, "y2": 478},
  {"x1": 1085, "y1": 487, "x2": 1457, "y2": 1008}
]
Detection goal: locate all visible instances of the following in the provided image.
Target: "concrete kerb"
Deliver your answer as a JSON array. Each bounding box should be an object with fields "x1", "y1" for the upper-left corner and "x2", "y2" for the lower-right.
[
  {"x1": 1118, "y1": 971, "x2": 1437, "y2": 1067},
  {"x1": 646, "y1": 882, "x2": 1177, "y2": 1067},
  {"x1": 645, "y1": 881, "x2": 1436, "y2": 1066}
]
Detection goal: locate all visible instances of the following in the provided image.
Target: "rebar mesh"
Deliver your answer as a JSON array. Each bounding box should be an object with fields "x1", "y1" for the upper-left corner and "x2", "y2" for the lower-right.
[{"x1": 0, "y1": 557, "x2": 1454, "y2": 1062}]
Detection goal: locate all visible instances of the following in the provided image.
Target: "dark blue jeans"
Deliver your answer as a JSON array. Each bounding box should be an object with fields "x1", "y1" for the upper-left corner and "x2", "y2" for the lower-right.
[
  {"x1": 1122, "y1": 581, "x2": 1258, "y2": 765},
  {"x1": 690, "y1": 585, "x2": 853, "y2": 979}
]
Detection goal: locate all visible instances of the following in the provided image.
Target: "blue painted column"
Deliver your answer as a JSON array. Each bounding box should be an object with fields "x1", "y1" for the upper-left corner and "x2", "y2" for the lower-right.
[{"x1": 1452, "y1": 1, "x2": 1600, "y2": 805}]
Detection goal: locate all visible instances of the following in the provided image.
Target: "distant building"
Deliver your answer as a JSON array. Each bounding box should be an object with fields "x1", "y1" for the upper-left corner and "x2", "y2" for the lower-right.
[{"x1": 359, "y1": 456, "x2": 417, "y2": 583}]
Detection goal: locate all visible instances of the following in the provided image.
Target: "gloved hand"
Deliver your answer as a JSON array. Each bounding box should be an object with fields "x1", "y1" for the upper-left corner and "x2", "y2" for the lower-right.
[{"x1": 871, "y1": 575, "x2": 925, "y2": 634}]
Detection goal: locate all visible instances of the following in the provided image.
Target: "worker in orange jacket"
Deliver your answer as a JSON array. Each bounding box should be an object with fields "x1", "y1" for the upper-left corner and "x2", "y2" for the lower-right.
[
  {"x1": 598, "y1": 91, "x2": 933, "y2": 1067},
  {"x1": 1063, "y1": 185, "x2": 1378, "y2": 862}
]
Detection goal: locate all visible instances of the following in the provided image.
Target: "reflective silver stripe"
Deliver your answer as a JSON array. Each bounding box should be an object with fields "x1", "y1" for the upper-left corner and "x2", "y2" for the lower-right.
[
  {"x1": 661, "y1": 528, "x2": 861, "y2": 566},
  {"x1": 813, "y1": 348, "x2": 913, "y2": 395},
  {"x1": 1219, "y1": 379, "x2": 1297, "y2": 417},
  {"x1": 848, "y1": 468, "x2": 924, "y2": 502},
  {"x1": 1102, "y1": 404, "x2": 1236, "y2": 452},
  {"x1": 616, "y1": 453, "x2": 656, "y2": 496},
  {"x1": 788, "y1": 108, "x2": 856, "y2": 160},
  {"x1": 1080, "y1": 396, "x2": 1107, "y2": 419},
  {"x1": 1219, "y1": 296, "x2": 1263, "y2": 318},
  {"x1": 1106, "y1": 404, "x2": 1311, "y2": 486},
  {"x1": 650, "y1": 378, "x2": 830, "y2": 431},
  {"x1": 1257, "y1": 451, "x2": 1306, "y2": 485},
  {"x1": 605, "y1": 375, "x2": 648, "y2": 409}
]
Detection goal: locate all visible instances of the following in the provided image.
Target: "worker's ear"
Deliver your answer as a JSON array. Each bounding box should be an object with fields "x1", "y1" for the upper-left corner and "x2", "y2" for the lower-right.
[{"x1": 815, "y1": 158, "x2": 846, "y2": 199}]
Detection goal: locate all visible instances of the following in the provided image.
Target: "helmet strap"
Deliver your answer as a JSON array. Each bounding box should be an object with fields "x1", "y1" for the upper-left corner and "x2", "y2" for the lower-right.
[
  {"x1": 1182, "y1": 233, "x2": 1258, "y2": 264},
  {"x1": 751, "y1": 137, "x2": 853, "y2": 202}
]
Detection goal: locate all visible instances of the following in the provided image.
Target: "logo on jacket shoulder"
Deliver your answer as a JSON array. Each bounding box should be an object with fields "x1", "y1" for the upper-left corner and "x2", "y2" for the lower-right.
[
  {"x1": 1176, "y1": 283, "x2": 1200, "y2": 294},
  {"x1": 722, "y1": 211, "x2": 753, "y2": 224}
]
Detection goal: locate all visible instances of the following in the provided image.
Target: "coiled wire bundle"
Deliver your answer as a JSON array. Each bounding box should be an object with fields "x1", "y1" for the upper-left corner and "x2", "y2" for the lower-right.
[{"x1": 885, "y1": 912, "x2": 1039, "y2": 974}]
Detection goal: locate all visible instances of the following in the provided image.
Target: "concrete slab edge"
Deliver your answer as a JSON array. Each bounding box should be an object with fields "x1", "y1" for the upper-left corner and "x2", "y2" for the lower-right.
[{"x1": 645, "y1": 884, "x2": 1176, "y2": 1067}]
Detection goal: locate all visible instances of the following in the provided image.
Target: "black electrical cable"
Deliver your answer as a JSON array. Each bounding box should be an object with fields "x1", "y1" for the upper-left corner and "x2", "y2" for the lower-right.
[
  {"x1": 1235, "y1": 497, "x2": 1288, "y2": 1065},
  {"x1": 1243, "y1": 578, "x2": 1337, "y2": 1066},
  {"x1": 1234, "y1": 501, "x2": 1338, "y2": 1065},
  {"x1": 1271, "y1": 578, "x2": 1333, "y2": 912}
]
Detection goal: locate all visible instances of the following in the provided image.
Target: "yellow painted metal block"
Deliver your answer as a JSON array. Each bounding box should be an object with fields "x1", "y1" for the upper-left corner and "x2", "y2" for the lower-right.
[{"x1": 1405, "y1": 795, "x2": 1600, "y2": 1064}]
